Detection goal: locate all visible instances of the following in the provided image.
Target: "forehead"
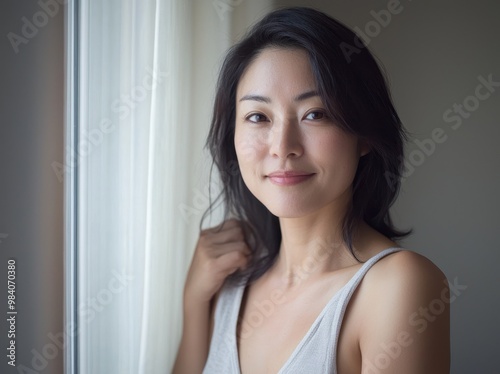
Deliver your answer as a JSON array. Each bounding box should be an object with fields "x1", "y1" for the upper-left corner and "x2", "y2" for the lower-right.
[{"x1": 236, "y1": 47, "x2": 317, "y2": 98}]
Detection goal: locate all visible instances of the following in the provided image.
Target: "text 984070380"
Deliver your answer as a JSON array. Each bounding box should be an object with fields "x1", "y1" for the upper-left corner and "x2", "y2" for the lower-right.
[{"x1": 7, "y1": 259, "x2": 16, "y2": 367}]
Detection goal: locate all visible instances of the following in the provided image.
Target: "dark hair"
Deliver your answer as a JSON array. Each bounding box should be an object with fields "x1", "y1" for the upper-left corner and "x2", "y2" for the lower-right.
[{"x1": 201, "y1": 7, "x2": 410, "y2": 286}]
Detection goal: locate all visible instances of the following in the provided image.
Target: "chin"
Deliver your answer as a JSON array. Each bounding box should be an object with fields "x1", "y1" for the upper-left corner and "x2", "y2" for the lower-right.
[
  {"x1": 262, "y1": 199, "x2": 319, "y2": 219},
  {"x1": 248, "y1": 185, "x2": 325, "y2": 218}
]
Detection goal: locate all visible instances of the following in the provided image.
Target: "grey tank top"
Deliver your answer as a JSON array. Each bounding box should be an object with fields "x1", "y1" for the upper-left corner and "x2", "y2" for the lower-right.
[{"x1": 202, "y1": 247, "x2": 402, "y2": 374}]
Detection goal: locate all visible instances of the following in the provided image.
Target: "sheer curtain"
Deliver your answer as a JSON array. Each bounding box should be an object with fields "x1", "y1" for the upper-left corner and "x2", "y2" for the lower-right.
[{"x1": 76, "y1": 0, "x2": 200, "y2": 372}]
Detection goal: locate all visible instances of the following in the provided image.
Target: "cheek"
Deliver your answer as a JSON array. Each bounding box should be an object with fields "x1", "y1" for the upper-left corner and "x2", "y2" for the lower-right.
[
  {"x1": 234, "y1": 128, "x2": 267, "y2": 163},
  {"x1": 312, "y1": 131, "x2": 360, "y2": 172},
  {"x1": 234, "y1": 128, "x2": 270, "y2": 196}
]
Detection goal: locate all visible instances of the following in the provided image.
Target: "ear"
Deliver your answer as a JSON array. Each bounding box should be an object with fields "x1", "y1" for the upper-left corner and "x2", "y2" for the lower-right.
[{"x1": 359, "y1": 139, "x2": 371, "y2": 157}]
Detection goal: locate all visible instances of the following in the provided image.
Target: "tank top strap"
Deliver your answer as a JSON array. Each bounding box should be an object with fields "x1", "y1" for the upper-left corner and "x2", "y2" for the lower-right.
[
  {"x1": 203, "y1": 279, "x2": 243, "y2": 374},
  {"x1": 330, "y1": 247, "x2": 403, "y2": 373}
]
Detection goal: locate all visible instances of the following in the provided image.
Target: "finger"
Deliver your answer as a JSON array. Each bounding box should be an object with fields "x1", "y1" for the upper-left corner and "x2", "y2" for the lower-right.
[
  {"x1": 210, "y1": 241, "x2": 251, "y2": 258},
  {"x1": 203, "y1": 218, "x2": 242, "y2": 235},
  {"x1": 221, "y1": 218, "x2": 242, "y2": 228},
  {"x1": 197, "y1": 227, "x2": 245, "y2": 253},
  {"x1": 209, "y1": 225, "x2": 245, "y2": 245},
  {"x1": 216, "y1": 250, "x2": 250, "y2": 275}
]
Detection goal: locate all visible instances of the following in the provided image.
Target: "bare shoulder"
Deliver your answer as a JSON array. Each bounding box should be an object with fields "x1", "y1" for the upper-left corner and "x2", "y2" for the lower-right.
[
  {"x1": 361, "y1": 249, "x2": 450, "y2": 317},
  {"x1": 368, "y1": 249, "x2": 447, "y2": 288},
  {"x1": 355, "y1": 250, "x2": 450, "y2": 373}
]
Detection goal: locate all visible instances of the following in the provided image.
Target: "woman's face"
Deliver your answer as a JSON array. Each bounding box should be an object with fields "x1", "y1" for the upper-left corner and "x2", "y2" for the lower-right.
[{"x1": 234, "y1": 47, "x2": 368, "y2": 218}]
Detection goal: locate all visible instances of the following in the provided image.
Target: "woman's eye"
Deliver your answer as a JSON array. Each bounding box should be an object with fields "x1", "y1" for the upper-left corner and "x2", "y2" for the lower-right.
[
  {"x1": 246, "y1": 113, "x2": 268, "y2": 123},
  {"x1": 305, "y1": 111, "x2": 325, "y2": 120}
]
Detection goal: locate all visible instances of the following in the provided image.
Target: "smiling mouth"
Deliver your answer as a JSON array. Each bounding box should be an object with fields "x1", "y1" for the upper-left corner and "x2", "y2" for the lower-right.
[{"x1": 266, "y1": 173, "x2": 315, "y2": 186}]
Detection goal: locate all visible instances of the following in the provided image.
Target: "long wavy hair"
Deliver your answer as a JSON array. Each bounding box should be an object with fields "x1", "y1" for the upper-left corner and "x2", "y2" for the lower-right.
[{"x1": 200, "y1": 7, "x2": 410, "y2": 286}]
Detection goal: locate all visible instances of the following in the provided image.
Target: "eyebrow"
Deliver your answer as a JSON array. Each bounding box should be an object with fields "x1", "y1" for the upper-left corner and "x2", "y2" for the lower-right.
[{"x1": 238, "y1": 90, "x2": 319, "y2": 103}]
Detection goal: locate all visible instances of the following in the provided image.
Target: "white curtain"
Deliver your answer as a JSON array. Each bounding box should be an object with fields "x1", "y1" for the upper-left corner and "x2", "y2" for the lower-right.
[{"x1": 77, "y1": 0, "x2": 196, "y2": 372}]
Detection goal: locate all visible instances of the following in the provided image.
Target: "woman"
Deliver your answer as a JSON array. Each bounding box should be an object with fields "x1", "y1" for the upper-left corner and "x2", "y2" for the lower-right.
[{"x1": 174, "y1": 7, "x2": 450, "y2": 374}]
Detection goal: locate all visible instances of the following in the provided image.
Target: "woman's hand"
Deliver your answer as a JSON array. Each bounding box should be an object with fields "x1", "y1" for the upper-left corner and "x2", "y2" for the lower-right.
[
  {"x1": 174, "y1": 219, "x2": 250, "y2": 374},
  {"x1": 183, "y1": 218, "x2": 251, "y2": 307}
]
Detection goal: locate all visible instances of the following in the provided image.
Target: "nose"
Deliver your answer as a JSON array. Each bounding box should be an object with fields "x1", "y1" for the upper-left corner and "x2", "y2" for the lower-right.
[{"x1": 268, "y1": 117, "x2": 303, "y2": 159}]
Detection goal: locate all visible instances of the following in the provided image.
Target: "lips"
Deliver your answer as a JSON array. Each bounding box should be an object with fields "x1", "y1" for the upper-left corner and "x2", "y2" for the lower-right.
[{"x1": 266, "y1": 170, "x2": 315, "y2": 186}]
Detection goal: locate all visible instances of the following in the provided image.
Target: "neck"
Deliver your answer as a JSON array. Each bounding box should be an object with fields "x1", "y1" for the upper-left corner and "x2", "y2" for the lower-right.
[{"x1": 270, "y1": 200, "x2": 360, "y2": 290}]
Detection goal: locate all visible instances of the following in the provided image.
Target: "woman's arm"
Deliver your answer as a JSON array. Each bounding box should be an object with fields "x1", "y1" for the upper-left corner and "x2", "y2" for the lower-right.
[
  {"x1": 359, "y1": 251, "x2": 450, "y2": 373},
  {"x1": 172, "y1": 298, "x2": 212, "y2": 374},
  {"x1": 172, "y1": 219, "x2": 251, "y2": 374}
]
